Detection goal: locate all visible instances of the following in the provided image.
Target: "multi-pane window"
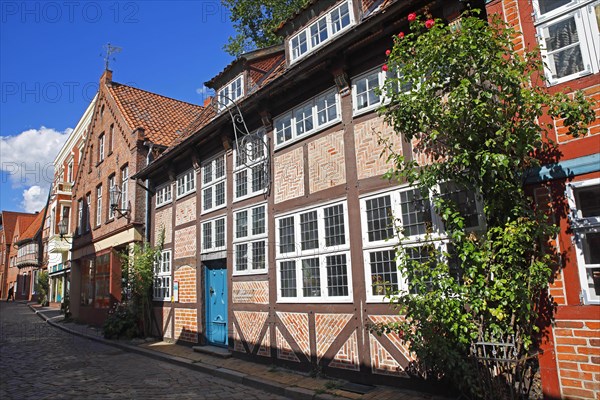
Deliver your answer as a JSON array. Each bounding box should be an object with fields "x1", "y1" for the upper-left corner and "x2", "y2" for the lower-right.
[
  {"x1": 108, "y1": 174, "x2": 115, "y2": 220},
  {"x1": 289, "y1": 0, "x2": 354, "y2": 63},
  {"x1": 533, "y1": 0, "x2": 600, "y2": 85},
  {"x1": 234, "y1": 131, "x2": 267, "y2": 200},
  {"x1": 121, "y1": 165, "x2": 129, "y2": 211},
  {"x1": 361, "y1": 185, "x2": 482, "y2": 301},
  {"x1": 276, "y1": 201, "x2": 351, "y2": 302},
  {"x1": 202, "y1": 217, "x2": 226, "y2": 253},
  {"x1": 176, "y1": 169, "x2": 196, "y2": 198},
  {"x1": 218, "y1": 74, "x2": 244, "y2": 110},
  {"x1": 108, "y1": 124, "x2": 114, "y2": 153},
  {"x1": 352, "y1": 66, "x2": 410, "y2": 115},
  {"x1": 98, "y1": 134, "x2": 105, "y2": 162},
  {"x1": 233, "y1": 204, "x2": 267, "y2": 274},
  {"x1": 153, "y1": 250, "x2": 172, "y2": 301},
  {"x1": 566, "y1": 179, "x2": 600, "y2": 304},
  {"x1": 201, "y1": 154, "x2": 226, "y2": 212},
  {"x1": 274, "y1": 88, "x2": 340, "y2": 146},
  {"x1": 67, "y1": 161, "x2": 74, "y2": 183},
  {"x1": 156, "y1": 183, "x2": 173, "y2": 207},
  {"x1": 96, "y1": 185, "x2": 102, "y2": 227}
]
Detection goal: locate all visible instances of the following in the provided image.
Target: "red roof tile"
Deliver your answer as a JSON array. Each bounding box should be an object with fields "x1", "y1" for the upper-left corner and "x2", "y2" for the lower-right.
[
  {"x1": 107, "y1": 83, "x2": 204, "y2": 147},
  {"x1": 0, "y1": 211, "x2": 37, "y2": 244},
  {"x1": 18, "y1": 208, "x2": 46, "y2": 241}
]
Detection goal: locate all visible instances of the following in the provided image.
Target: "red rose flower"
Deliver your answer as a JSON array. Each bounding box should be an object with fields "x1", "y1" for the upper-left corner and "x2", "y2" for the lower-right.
[
  {"x1": 382, "y1": 64, "x2": 388, "y2": 72},
  {"x1": 408, "y1": 13, "x2": 417, "y2": 22},
  {"x1": 385, "y1": 49, "x2": 391, "y2": 57},
  {"x1": 398, "y1": 32, "x2": 405, "y2": 39},
  {"x1": 425, "y1": 19, "x2": 435, "y2": 29}
]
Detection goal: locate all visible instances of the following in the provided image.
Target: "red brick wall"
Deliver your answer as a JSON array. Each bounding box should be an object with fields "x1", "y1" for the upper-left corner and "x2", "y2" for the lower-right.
[
  {"x1": 174, "y1": 308, "x2": 198, "y2": 343},
  {"x1": 174, "y1": 265, "x2": 196, "y2": 304}
]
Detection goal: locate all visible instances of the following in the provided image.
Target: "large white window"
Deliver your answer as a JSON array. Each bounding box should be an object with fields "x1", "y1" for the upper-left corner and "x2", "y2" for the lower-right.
[
  {"x1": 96, "y1": 185, "x2": 102, "y2": 227},
  {"x1": 234, "y1": 130, "x2": 268, "y2": 201},
  {"x1": 274, "y1": 88, "x2": 341, "y2": 146},
  {"x1": 233, "y1": 204, "x2": 268, "y2": 275},
  {"x1": 201, "y1": 216, "x2": 227, "y2": 253},
  {"x1": 566, "y1": 178, "x2": 600, "y2": 304},
  {"x1": 201, "y1": 154, "x2": 226, "y2": 213},
  {"x1": 154, "y1": 249, "x2": 172, "y2": 301},
  {"x1": 289, "y1": 0, "x2": 354, "y2": 63},
  {"x1": 218, "y1": 74, "x2": 244, "y2": 111},
  {"x1": 156, "y1": 183, "x2": 173, "y2": 208},
  {"x1": 276, "y1": 201, "x2": 352, "y2": 302},
  {"x1": 361, "y1": 185, "x2": 483, "y2": 302},
  {"x1": 533, "y1": 0, "x2": 600, "y2": 85},
  {"x1": 352, "y1": 66, "x2": 409, "y2": 116},
  {"x1": 176, "y1": 169, "x2": 196, "y2": 199},
  {"x1": 108, "y1": 174, "x2": 115, "y2": 220}
]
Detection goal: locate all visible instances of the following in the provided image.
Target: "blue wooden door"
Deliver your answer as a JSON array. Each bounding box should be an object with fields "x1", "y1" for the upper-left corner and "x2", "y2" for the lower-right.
[{"x1": 206, "y1": 266, "x2": 228, "y2": 347}]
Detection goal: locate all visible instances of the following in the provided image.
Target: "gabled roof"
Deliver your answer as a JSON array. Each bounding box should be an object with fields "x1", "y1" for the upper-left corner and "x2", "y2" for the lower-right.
[
  {"x1": 107, "y1": 82, "x2": 204, "y2": 147},
  {"x1": 17, "y1": 208, "x2": 46, "y2": 243},
  {"x1": 0, "y1": 211, "x2": 37, "y2": 244}
]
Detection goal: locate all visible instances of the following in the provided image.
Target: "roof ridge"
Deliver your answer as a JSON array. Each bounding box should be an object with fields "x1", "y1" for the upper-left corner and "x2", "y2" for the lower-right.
[{"x1": 110, "y1": 81, "x2": 203, "y2": 109}]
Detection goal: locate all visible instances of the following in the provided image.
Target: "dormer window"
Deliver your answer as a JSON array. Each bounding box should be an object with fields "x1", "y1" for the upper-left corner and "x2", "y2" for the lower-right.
[
  {"x1": 289, "y1": 0, "x2": 355, "y2": 64},
  {"x1": 218, "y1": 74, "x2": 244, "y2": 110}
]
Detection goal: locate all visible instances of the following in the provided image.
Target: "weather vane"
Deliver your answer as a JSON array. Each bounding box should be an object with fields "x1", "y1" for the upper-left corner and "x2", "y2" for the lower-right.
[{"x1": 102, "y1": 43, "x2": 122, "y2": 70}]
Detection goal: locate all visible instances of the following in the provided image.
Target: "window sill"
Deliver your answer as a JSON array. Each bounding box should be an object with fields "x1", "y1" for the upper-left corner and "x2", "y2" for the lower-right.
[
  {"x1": 232, "y1": 270, "x2": 267, "y2": 277},
  {"x1": 176, "y1": 190, "x2": 196, "y2": 201},
  {"x1": 201, "y1": 204, "x2": 227, "y2": 216}
]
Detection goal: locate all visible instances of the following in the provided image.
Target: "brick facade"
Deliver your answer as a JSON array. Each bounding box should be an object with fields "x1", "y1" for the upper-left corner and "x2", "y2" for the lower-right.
[
  {"x1": 174, "y1": 226, "x2": 196, "y2": 259},
  {"x1": 231, "y1": 281, "x2": 269, "y2": 304},
  {"x1": 354, "y1": 115, "x2": 402, "y2": 180},
  {"x1": 154, "y1": 208, "x2": 173, "y2": 245},
  {"x1": 174, "y1": 265, "x2": 196, "y2": 304},
  {"x1": 308, "y1": 130, "x2": 346, "y2": 193},
  {"x1": 175, "y1": 197, "x2": 196, "y2": 226},
  {"x1": 273, "y1": 147, "x2": 305, "y2": 204},
  {"x1": 174, "y1": 308, "x2": 198, "y2": 343}
]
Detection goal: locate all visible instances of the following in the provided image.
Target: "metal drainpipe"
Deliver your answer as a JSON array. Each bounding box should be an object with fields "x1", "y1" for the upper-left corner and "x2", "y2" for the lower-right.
[{"x1": 144, "y1": 141, "x2": 154, "y2": 243}]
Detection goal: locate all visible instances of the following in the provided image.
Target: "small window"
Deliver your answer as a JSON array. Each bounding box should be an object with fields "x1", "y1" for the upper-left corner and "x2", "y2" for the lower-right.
[
  {"x1": 96, "y1": 185, "x2": 102, "y2": 227},
  {"x1": 218, "y1": 74, "x2": 244, "y2": 110},
  {"x1": 121, "y1": 165, "x2": 129, "y2": 211},
  {"x1": 98, "y1": 134, "x2": 105, "y2": 162},
  {"x1": 234, "y1": 131, "x2": 268, "y2": 201},
  {"x1": 108, "y1": 174, "x2": 115, "y2": 220},
  {"x1": 176, "y1": 169, "x2": 196, "y2": 198},
  {"x1": 153, "y1": 250, "x2": 172, "y2": 301},
  {"x1": 156, "y1": 183, "x2": 173, "y2": 207},
  {"x1": 201, "y1": 154, "x2": 226, "y2": 213}
]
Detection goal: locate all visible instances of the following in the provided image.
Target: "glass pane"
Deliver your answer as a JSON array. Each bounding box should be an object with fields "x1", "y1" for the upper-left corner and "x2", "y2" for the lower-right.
[
  {"x1": 582, "y1": 232, "x2": 600, "y2": 264},
  {"x1": 252, "y1": 241, "x2": 265, "y2": 270},
  {"x1": 236, "y1": 210, "x2": 248, "y2": 238},
  {"x1": 400, "y1": 189, "x2": 432, "y2": 236},
  {"x1": 439, "y1": 182, "x2": 480, "y2": 228},
  {"x1": 236, "y1": 170, "x2": 247, "y2": 198},
  {"x1": 279, "y1": 216, "x2": 295, "y2": 253},
  {"x1": 538, "y1": 0, "x2": 571, "y2": 15},
  {"x1": 252, "y1": 206, "x2": 265, "y2": 235},
  {"x1": 280, "y1": 261, "x2": 296, "y2": 297},
  {"x1": 326, "y1": 254, "x2": 348, "y2": 296},
  {"x1": 369, "y1": 250, "x2": 398, "y2": 295},
  {"x1": 251, "y1": 164, "x2": 265, "y2": 192},
  {"x1": 544, "y1": 17, "x2": 584, "y2": 78},
  {"x1": 366, "y1": 195, "x2": 393, "y2": 241},
  {"x1": 215, "y1": 219, "x2": 225, "y2": 247},
  {"x1": 302, "y1": 258, "x2": 321, "y2": 297},
  {"x1": 236, "y1": 244, "x2": 248, "y2": 271},
  {"x1": 324, "y1": 204, "x2": 345, "y2": 247},
  {"x1": 300, "y1": 211, "x2": 319, "y2": 250},
  {"x1": 215, "y1": 182, "x2": 225, "y2": 206},
  {"x1": 575, "y1": 185, "x2": 600, "y2": 217},
  {"x1": 203, "y1": 223, "x2": 212, "y2": 250}
]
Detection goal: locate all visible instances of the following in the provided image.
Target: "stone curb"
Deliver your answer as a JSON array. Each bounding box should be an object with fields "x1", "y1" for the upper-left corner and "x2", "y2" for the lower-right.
[{"x1": 27, "y1": 304, "x2": 331, "y2": 400}]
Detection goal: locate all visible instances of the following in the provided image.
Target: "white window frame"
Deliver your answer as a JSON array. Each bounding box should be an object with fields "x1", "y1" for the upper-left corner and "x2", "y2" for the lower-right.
[
  {"x1": 275, "y1": 200, "x2": 353, "y2": 303},
  {"x1": 67, "y1": 160, "x2": 74, "y2": 183},
  {"x1": 96, "y1": 185, "x2": 102, "y2": 227},
  {"x1": 156, "y1": 182, "x2": 173, "y2": 208},
  {"x1": 289, "y1": 0, "x2": 355, "y2": 64},
  {"x1": 566, "y1": 178, "x2": 600, "y2": 304},
  {"x1": 233, "y1": 203, "x2": 268, "y2": 276},
  {"x1": 153, "y1": 249, "x2": 172, "y2": 301},
  {"x1": 274, "y1": 88, "x2": 341, "y2": 148},
  {"x1": 233, "y1": 130, "x2": 268, "y2": 201},
  {"x1": 31, "y1": 269, "x2": 38, "y2": 295},
  {"x1": 77, "y1": 198, "x2": 83, "y2": 235},
  {"x1": 108, "y1": 175, "x2": 115, "y2": 220},
  {"x1": 98, "y1": 133, "x2": 105, "y2": 162},
  {"x1": 218, "y1": 74, "x2": 244, "y2": 111},
  {"x1": 201, "y1": 153, "x2": 226, "y2": 213},
  {"x1": 201, "y1": 216, "x2": 227, "y2": 253},
  {"x1": 352, "y1": 67, "x2": 389, "y2": 116},
  {"x1": 85, "y1": 193, "x2": 91, "y2": 232},
  {"x1": 533, "y1": 0, "x2": 600, "y2": 85},
  {"x1": 121, "y1": 166, "x2": 129, "y2": 211},
  {"x1": 360, "y1": 185, "x2": 484, "y2": 302},
  {"x1": 176, "y1": 169, "x2": 196, "y2": 199}
]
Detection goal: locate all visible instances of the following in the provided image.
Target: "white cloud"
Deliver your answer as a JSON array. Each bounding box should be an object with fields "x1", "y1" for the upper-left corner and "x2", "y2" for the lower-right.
[
  {"x1": 21, "y1": 186, "x2": 47, "y2": 213},
  {"x1": 0, "y1": 126, "x2": 72, "y2": 212}
]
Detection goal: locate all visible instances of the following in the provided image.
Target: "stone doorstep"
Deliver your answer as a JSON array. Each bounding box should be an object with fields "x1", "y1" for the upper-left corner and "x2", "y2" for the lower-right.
[{"x1": 192, "y1": 344, "x2": 232, "y2": 358}]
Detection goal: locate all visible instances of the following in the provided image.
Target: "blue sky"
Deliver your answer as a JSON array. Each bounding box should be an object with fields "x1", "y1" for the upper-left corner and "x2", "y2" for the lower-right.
[{"x1": 0, "y1": 0, "x2": 236, "y2": 212}]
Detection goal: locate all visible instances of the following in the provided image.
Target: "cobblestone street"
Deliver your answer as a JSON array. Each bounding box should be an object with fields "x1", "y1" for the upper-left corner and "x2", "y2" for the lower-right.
[{"x1": 0, "y1": 302, "x2": 287, "y2": 399}]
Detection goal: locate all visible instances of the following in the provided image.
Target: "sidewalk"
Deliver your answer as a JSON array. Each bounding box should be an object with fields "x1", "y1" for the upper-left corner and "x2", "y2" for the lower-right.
[{"x1": 28, "y1": 303, "x2": 449, "y2": 400}]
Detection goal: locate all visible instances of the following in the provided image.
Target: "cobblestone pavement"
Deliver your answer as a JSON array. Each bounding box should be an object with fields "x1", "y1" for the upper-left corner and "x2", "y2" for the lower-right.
[{"x1": 0, "y1": 302, "x2": 287, "y2": 399}]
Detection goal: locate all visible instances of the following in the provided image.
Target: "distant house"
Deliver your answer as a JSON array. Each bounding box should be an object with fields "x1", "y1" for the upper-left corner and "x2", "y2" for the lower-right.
[
  {"x1": 70, "y1": 70, "x2": 203, "y2": 326},
  {"x1": 0, "y1": 211, "x2": 38, "y2": 299},
  {"x1": 12, "y1": 209, "x2": 47, "y2": 302}
]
